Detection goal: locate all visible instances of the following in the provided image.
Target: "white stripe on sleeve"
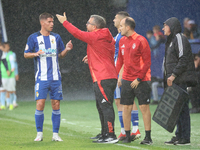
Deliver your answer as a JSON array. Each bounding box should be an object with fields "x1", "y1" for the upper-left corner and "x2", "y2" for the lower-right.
[{"x1": 176, "y1": 33, "x2": 183, "y2": 58}]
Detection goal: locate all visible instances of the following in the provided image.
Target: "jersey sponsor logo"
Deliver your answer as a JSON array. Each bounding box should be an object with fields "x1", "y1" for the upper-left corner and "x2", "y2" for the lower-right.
[
  {"x1": 121, "y1": 44, "x2": 125, "y2": 48},
  {"x1": 40, "y1": 54, "x2": 56, "y2": 57},
  {"x1": 39, "y1": 41, "x2": 44, "y2": 45},
  {"x1": 132, "y1": 43, "x2": 136, "y2": 49},
  {"x1": 25, "y1": 44, "x2": 29, "y2": 51},
  {"x1": 40, "y1": 48, "x2": 57, "y2": 54},
  {"x1": 101, "y1": 99, "x2": 107, "y2": 103},
  {"x1": 39, "y1": 48, "x2": 57, "y2": 57}
]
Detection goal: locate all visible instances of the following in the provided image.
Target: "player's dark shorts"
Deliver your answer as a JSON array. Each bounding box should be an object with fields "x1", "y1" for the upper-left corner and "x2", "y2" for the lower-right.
[{"x1": 120, "y1": 79, "x2": 151, "y2": 105}]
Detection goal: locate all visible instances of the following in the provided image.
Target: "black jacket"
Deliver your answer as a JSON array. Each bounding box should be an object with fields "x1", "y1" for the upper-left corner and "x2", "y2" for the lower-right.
[{"x1": 164, "y1": 17, "x2": 196, "y2": 87}]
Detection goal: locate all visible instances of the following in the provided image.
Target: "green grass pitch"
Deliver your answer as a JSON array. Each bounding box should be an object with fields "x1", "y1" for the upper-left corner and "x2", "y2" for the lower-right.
[{"x1": 0, "y1": 100, "x2": 200, "y2": 150}]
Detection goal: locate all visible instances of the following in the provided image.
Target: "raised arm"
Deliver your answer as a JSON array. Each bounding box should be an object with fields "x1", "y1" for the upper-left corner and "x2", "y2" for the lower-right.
[
  {"x1": 58, "y1": 40, "x2": 73, "y2": 58},
  {"x1": 56, "y1": 12, "x2": 95, "y2": 44}
]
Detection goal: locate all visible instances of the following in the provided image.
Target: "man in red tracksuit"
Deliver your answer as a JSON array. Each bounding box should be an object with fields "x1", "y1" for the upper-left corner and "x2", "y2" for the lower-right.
[
  {"x1": 116, "y1": 17, "x2": 152, "y2": 144},
  {"x1": 56, "y1": 13, "x2": 118, "y2": 144}
]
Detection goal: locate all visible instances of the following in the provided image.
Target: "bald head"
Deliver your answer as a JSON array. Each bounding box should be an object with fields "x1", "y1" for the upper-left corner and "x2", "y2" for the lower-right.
[
  {"x1": 124, "y1": 17, "x2": 136, "y2": 30},
  {"x1": 119, "y1": 17, "x2": 136, "y2": 37}
]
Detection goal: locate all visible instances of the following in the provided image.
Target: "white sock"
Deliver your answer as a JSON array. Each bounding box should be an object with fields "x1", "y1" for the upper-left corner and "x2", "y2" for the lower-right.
[
  {"x1": 53, "y1": 132, "x2": 58, "y2": 137},
  {"x1": 121, "y1": 128, "x2": 125, "y2": 134},
  {"x1": 37, "y1": 132, "x2": 43, "y2": 136},
  {"x1": 132, "y1": 126, "x2": 138, "y2": 133}
]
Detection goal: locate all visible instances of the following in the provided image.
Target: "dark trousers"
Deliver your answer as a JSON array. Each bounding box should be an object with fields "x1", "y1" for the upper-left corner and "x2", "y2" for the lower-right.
[
  {"x1": 93, "y1": 79, "x2": 117, "y2": 136},
  {"x1": 189, "y1": 85, "x2": 200, "y2": 108},
  {"x1": 175, "y1": 84, "x2": 191, "y2": 140}
]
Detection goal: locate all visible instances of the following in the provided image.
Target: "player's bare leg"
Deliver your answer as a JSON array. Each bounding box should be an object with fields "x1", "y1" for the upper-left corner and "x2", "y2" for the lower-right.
[
  {"x1": 122, "y1": 105, "x2": 132, "y2": 143},
  {"x1": 130, "y1": 103, "x2": 141, "y2": 140},
  {"x1": 139, "y1": 104, "x2": 152, "y2": 145}
]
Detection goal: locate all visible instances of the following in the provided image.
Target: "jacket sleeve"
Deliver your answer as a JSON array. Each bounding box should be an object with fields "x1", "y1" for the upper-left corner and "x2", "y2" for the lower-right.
[
  {"x1": 172, "y1": 34, "x2": 189, "y2": 77},
  {"x1": 116, "y1": 41, "x2": 123, "y2": 75},
  {"x1": 63, "y1": 21, "x2": 96, "y2": 44},
  {"x1": 138, "y1": 37, "x2": 151, "y2": 79}
]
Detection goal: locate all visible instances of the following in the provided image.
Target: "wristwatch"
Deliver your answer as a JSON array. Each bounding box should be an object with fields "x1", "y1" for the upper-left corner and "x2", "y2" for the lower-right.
[{"x1": 137, "y1": 78, "x2": 141, "y2": 82}]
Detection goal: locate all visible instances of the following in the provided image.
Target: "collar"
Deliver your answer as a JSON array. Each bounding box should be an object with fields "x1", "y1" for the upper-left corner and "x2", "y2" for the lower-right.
[
  {"x1": 125, "y1": 31, "x2": 137, "y2": 39},
  {"x1": 92, "y1": 29, "x2": 100, "y2": 32}
]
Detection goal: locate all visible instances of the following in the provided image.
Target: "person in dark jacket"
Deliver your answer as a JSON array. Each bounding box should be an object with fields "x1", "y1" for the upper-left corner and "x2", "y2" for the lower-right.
[{"x1": 162, "y1": 17, "x2": 193, "y2": 145}]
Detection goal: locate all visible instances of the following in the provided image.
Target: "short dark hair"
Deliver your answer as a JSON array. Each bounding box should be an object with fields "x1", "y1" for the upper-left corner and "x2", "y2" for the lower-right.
[
  {"x1": 125, "y1": 17, "x2": 136, "y2": 30},
  {"x1": 193, "y1": 53, "x2": 199, "y2": 60},
  {"x1": 146, "y1": 30, "x2": 153, "y2": 34},
  {"x1": 39, "y1": 12, "x2": 54, "y2": 21},
  {"x1": 0, "y1": 42, "x2": 4, "y2": 47},
  {"x1": 90, "y1": 15, "x2": 106, "y2": 29},
  {"x1": 116, "y1": 11, "x2": 130, "y2": 18},
  {"x1": 3, "y1": 41, "x2": 9, "y2": 45},
  {"x1": 153, "y1": 25, "x2": 161, "y2": 31}
]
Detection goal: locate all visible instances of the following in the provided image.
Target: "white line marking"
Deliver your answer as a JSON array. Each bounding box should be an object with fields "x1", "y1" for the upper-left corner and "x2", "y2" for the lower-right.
[
  {"x1": 116, "y1": 143, "x2": 148, "y2": 150},
  {"x1": 0, "y1": 117, "x2": 148, "y2": 149},
  {"x1": 0, "y1": 118, "x2": 73, "y2": 136}
]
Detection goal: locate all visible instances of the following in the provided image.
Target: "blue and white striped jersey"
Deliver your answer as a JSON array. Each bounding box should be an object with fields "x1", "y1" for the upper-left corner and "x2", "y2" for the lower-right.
[
  {"x1": 114, "y1": 32, "x2": 123, "y2": 66},
  {"x1": 24, "y1": 31, "x2": 65, "y2": 81}
]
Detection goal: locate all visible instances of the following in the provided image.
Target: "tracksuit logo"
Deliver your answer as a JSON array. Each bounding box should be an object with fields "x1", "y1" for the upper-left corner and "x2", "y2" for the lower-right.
[{"x1": 101, "y1": 99, "x2": 107, "y2": 103}]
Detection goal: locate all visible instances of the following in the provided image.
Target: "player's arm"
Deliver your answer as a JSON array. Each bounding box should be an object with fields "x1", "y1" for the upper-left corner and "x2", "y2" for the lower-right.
[
  {"x1": 24, "y1": 35, "x2": 44, "y2": 59},
  {"x1": 15, "y1": 62, "x2": 19, "y2": 81},
  {"x1": 138, "y1": 38, "x2": 151, "y2": 80},
  {"x1": 116, "y1": 42, "x2": 123, "y2": 74},
  {"x1": 59, "y1": 40, "x2": 73, "y2": 58},
  {"x1": 82, "y1": 55, "x2": 88, "y2": 64},
  {"x1": 13, "y1": 53, "x2": 19, "y2": 80},
  {"x1": 118, "y1": 65, "x2": 124, "y2": 87},
  {"x1": 9, "y1": 54, "x2": 15, "y2": 73},
  {"x1": 56, "y1": 12, "x2": 95, "y2": 44},
  {"x1": 24, "y1": 51, "x2": 44, "y2": 59}
]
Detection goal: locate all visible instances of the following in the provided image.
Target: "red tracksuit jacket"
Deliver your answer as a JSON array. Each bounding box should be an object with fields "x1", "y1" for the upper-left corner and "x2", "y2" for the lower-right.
[
  {"x1": 116, "y1": 32, "x2": 151, "y2": 81},
  {"x1": 63, "y1": 21, "x2": 117, "y2": 82}
]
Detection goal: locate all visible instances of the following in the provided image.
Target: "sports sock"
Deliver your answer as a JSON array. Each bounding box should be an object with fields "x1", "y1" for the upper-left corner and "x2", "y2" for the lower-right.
[
  {"x1": 118, "y1": 111, "x2": 125, "y2": 134},
  {"x1": 13, "y1": 93, "x2": 17, "y2": 105},
  {"x1": 0, "y1": 92, "x2": 6, "y2": 107},
  {"x1": 52, "y1": 109, "x2": 61, "y2": 133},
  {"x1": 118, "y1": 111, "x2": 124, "y2": 128},
  {"x1": 35, "y1": 110, "x2": 44, "y2": 132},
  {"x1": 9, "y1": 93, "x2": 14, "y2": 105},
  {"x1": 145, "y1": 130, "x2": 151, "y2": 139},
  {"x1": 121, "y1": 128, "x2": 125, "y2": 135},
  {"x1": 125, "y1": 130, "x2": 131, "y2": 138},
  {"x1": 131, "y1": 110, "x2": 139, "y2": 133},
  {"x1": 6, "y1": 96, "x2": 11, "y2": 107}
]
